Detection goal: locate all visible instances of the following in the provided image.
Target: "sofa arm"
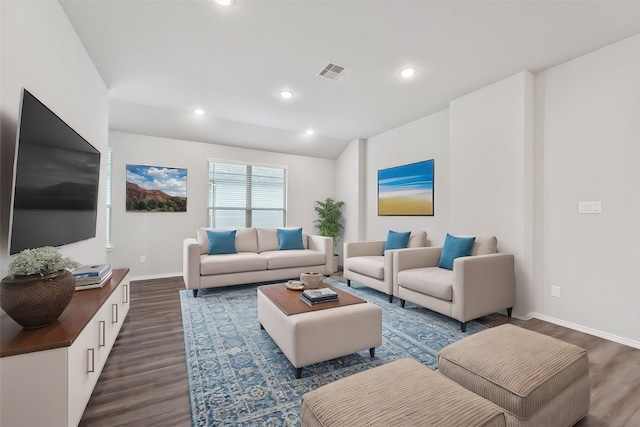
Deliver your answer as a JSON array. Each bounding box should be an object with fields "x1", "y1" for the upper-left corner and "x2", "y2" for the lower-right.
[
  {"x1": 308, "y1": 234, "x2": 333, "y2": 274},
  {"x1": 343, "y1": 241, "x2": 385, "y2": 258},
  {"x1": 452, "y1": 253, "x2": 515, "y2": 322},
  {"x1": 393, "y1": 247, "x2": 441, "y2": 294},
  {"x1": 183, "y1": 238, "x2": 202, "y2": 291}
]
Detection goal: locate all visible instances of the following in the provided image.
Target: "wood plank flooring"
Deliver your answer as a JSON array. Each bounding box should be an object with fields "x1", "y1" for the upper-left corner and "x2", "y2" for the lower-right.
[{"x1": 80, "y1": 276, "x2": 640, "y2": 426}]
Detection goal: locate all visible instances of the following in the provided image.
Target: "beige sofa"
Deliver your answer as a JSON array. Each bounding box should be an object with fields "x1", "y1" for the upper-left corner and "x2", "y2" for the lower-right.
[
  {"x1": 393, "y1": 236, "x2": 515, "y2": 331},
  {"x1": 183, "y1": 227, "x2": 332, "y2": 296},
  {"x1": 342, "y1": 231, "x2": 427, "y2": 303}
]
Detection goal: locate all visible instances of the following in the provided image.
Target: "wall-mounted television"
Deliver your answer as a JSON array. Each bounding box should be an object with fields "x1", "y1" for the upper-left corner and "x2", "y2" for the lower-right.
[{"x1": 9, "y1": 89, "x2": 101, "y2": 254}]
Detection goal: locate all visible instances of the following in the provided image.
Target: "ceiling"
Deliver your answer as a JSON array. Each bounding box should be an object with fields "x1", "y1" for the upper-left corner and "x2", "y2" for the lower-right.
[{"x1": 60, "y1": 1, "x2": 640, "y2": 160}]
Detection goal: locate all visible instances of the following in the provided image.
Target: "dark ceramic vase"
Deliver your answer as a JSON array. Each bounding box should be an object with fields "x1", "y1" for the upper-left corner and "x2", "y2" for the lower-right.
[{"x1": 0, "y1": 270, "x2": 76, "y2": 329}]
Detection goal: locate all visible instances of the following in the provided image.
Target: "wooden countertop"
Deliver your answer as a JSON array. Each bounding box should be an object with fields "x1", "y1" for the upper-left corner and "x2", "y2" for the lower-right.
[{"x1": 0, "y1": 268, "x2": 129, "y2": 358}]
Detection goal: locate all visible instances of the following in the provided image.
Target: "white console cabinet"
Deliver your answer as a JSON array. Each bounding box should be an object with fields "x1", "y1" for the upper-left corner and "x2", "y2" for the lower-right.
[{"x1": 0, "y1": 269, "x2": 130, "y2": 427}]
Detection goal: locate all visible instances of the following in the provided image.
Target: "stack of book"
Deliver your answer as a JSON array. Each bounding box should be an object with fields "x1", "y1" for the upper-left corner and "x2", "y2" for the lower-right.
[
  {"x1": 72, "y1": 264, "x2": 113, "y2": 290},
  {"x1": 300, "y1": 288, "x2": 339, "y2": 306}
]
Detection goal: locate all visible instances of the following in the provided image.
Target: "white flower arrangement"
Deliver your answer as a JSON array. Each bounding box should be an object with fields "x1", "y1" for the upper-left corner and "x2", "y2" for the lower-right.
[{"x1": 8, "y1": 247, "x2": 80, "y2": 278}]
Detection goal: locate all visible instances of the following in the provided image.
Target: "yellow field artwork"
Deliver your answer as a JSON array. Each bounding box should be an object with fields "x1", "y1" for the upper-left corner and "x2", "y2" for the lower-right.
[{"x1": 378, "y1": 197, "x2": 433, "y2": 215}]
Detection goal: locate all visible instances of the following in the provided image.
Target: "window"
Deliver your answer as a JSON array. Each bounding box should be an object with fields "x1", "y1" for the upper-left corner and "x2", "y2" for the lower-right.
[
  {"x1": 106, "y1": 148, "x2": 113, "y2": 248},
  {"x1": 208, "y1": 160, "x2": 286, "y2": 228}
]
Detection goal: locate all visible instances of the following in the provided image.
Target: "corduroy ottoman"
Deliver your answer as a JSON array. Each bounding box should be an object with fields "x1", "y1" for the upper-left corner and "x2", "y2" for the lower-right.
[
  {"x1": 300, "y1": 358, "x2": 507, "y2": 427},
  {"x1": 438, "y1": 324, "x2": 590, "y2": 427}
]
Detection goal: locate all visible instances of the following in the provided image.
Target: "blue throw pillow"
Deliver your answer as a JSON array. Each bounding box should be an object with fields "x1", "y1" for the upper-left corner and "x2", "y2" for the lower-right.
[
  {"x1": 206, "y1": 229, "x2": 237, "y2": 255},
  {"x1": 383, "y1": 230, "x2": 411, "y2": 252},
  {"x1": 438, "y1": 233, "x2": 476, "y2": 270},
  {"x1": 277, "y1": 228, "x2": 304, "y2": 250}
]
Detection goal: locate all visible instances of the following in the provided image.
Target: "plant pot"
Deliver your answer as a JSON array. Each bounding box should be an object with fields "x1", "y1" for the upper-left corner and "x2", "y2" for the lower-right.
[{"x1": 0, "y1": 270, "x2": 76, "y2": 329}]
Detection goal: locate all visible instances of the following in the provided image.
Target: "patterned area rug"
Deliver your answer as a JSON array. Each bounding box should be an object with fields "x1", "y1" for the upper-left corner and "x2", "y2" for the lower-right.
[{"x1": 180, "y1": 279, "x2": 487, "y2": 426}]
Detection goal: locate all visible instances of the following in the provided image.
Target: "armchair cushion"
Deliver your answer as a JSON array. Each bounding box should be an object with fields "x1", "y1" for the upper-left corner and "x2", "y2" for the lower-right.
[
  {"x1": 346, "y1": 256, "x2": 385, "y2": 280},
  {"x1": 438, "y1": 233, "x2": 476, "y2": 270},
  {"x1": 471, "y1": 236, "x2": 498, "y2": 256},
  {"x1": 383, "y1": 230, "x2": 411, "y2": 252},
  {"x1": 398, "y1": 267, "x2": 453, "y2": 301}
]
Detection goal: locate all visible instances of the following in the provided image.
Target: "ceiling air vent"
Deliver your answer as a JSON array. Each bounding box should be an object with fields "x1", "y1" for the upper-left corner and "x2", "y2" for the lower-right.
[{"x1": 317, "y1": 63, "x2": 352, "y2": 81}]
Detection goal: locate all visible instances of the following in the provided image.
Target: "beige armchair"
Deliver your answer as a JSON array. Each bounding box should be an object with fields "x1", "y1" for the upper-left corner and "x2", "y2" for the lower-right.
[
  {"x1": 343, "y1": 231, "x2": 427, "y2": 303},
  {"x1": 393, "y1": 236, "x2": 514, "y2": 331}
]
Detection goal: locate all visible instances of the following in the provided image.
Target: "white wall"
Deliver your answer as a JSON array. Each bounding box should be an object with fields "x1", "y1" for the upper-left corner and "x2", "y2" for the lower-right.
[
  {"x1": 365, "y1": 109, "x2": 450, "y2": 245},
  {"x1": 108, "y1": 131, "x2": 336, "y2": 279},
  {"x1": 0, "y1": 1, "x2": 108, "y2": 279},
  {"x1": 534, "y1": 34, "x2": 640, "y2": 345},
  {"x1": 335, "y1": 139, "x2": 366, "y2": 263},
  {"x1": 449, "y1": 71, "x2": 534, "y2": 317}
]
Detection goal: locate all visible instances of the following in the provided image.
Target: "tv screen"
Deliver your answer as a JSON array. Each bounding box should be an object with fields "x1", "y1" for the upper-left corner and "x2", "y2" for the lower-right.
[{"x1": 9, "y1": 89, "x2": 101, "y2": 254}]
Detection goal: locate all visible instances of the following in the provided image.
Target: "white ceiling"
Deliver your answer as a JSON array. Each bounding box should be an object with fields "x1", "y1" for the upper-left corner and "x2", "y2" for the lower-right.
[{"x1": 60, "y1": 0, "x2": 640, "y2": 160}]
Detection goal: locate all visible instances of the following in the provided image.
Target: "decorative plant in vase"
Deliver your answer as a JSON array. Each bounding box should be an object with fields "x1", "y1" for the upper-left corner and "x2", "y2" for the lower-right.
[
  {"x1": 1, "y1": 246, "x2": 80, "y2": 329},
  {"x1": 314, "y1": 198, "x2": 345, "y2": 273}
]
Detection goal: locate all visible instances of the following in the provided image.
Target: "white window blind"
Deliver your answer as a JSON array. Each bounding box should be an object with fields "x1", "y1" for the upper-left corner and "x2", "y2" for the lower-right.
[
  {"x1": 106, "y1": 148, "x2": 113, "y2": 247},
  {"x1": 208, "y1": 161, "x2": 286, "y2": 228}
]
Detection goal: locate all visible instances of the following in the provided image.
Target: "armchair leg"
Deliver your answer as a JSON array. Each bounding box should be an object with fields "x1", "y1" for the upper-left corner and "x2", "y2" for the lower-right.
[
  {"x1": 460, "y1": 322, "x2": 467, "y2": 332},
  {"x1": 388, "y1": 295, "x2": 393, "y2": 303},
  {"x1": 346, "y1": 279, "x2": 351, "y2": 287},
  {"x1": 192, "y1": 289, "x2": 198, "y2": 297},
  {"x1": 507, "y1": 307, "x2": 513, "y2": 317},
  {"x1": 400, "y1": 299, "x2": 405, "y2": 308}
]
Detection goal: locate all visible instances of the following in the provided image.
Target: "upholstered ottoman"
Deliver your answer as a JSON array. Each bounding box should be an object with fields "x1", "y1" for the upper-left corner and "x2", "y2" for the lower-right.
[
  {"x1": 300, "y1": 358, "x2": 506, "y2": 427},
  {"x1": 438, "y1": 324, "x2": 590, "y2": 427}
]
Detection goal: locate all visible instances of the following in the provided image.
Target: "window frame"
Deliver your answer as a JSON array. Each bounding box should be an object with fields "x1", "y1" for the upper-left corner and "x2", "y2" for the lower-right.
[{"x1": 207, "y1": 159, "x2": 288, "y2": 229}]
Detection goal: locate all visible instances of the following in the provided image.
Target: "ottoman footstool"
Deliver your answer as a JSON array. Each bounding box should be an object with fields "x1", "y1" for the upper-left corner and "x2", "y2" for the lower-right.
[
  {"x1": 438, "y1": 324, "x2": 590, "y2": 427},
  {"x1": 301, "y1": 358, "x2": 507, "y2": 427}
]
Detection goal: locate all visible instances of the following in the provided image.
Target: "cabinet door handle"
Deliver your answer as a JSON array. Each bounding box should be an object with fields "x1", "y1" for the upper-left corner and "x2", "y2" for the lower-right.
[
  {"x1": 112, "y1": 303, "x2": 118, "y2": 324},
  {"x1": 87, "y1": 348, "x2": 95, "y2": 373},
  {"x1": 99, "y1": 320, "x2": 105, "y2": 347},
  {"x1": 123, "y1": 284, "x2": 129, "y2": 304}
]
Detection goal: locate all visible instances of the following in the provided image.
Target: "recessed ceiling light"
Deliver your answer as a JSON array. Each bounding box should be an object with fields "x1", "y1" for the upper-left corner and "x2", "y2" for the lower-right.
[
  {"x1": 306, "y1": 129, "x2": 314, "y2": 135},
  {"x1": 280, "y1": 90, "x2": 294, "y2": 99},
  {"x1": 400, "y1": 67, "x2": 417, "y2": 78},
  {"x1": 214, "y1": 0, "x2": 234, "y2": 6},
  {"x1": 194, "y1": 109, "x2": 205, "y2": 115}
]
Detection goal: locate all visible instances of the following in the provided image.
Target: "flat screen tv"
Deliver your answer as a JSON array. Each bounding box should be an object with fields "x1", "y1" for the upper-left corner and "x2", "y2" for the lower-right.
[{"x1": 9, "y1": 89, "x2": 101, "y2": 255}]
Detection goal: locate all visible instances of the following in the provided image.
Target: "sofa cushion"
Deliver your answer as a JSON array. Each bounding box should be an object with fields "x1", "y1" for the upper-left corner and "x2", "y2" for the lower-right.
[
  {"x1": 200, "y1": 252, "x2": 267, "y2": 275},
  {"x1": 261, "y1": 249, "x2": 326, "y2": 270},
  {"x1": 471, "y1": 236, "x2": 498, "y2": 256},
  {"x1": 398, "y1": 267, "x2": 453, "y2": 301},
  {"x1": 197, "y1": 227, "x2": 258, "y2": 254},
  {"x1": 408, "y1": 230, "x2": 428, "y2": 248},
  {"x1": 345, "y1": 256, "x2": 385, "y2": 280},
  {"x1": 206, "y1": 229, "x2": 237, "y2": 255},
  {"x1": 383, "y1": 230, "x2": 411, "y2": 252},
  {"x1": 439, "y1": 233, "x2": 476, "y2": 270},
  {"x1": 277, "y1": 227, "x2": 305, "y2": 250}
]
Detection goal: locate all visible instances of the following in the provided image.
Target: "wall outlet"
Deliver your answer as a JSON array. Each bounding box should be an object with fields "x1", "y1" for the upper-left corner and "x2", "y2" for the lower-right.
[
  {"x1": 551, "y1": 286, "x2": 561, "y2": 298},
  {"x1": 578, "y1": 201, "x2": 601, "y2": 214},
  {"x1": 139, "y1": 255, "x2": 146, "y2": 264}
]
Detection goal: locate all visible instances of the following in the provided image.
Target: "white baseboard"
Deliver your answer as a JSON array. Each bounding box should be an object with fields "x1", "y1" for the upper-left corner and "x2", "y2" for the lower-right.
[
  {"x1": 130, "y1": 272, "x2": 183, "y2": 282},
  {"x1": 528, "y1": 312, "x2": 640, "y2": 350}
]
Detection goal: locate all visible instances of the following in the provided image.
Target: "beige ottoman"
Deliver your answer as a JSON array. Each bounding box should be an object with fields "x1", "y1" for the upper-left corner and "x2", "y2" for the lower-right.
[
  {"x1": 301, "y1": 358, "x2": 506, "y2": 427},
  {"x1": 257, "y1": 290, "x2": 382, "y2": 378},
  {"x1": 438, "y1": 324, "x2": 590, "y2": 427}
]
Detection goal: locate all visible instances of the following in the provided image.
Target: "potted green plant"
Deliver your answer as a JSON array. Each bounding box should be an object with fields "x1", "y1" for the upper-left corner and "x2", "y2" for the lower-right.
[
  {"x1": 314, "y1": 198, "x2": 345, "y2": 273},
  {"x1": 1, "y1": 247, "x2": 80, "y2": 329}
]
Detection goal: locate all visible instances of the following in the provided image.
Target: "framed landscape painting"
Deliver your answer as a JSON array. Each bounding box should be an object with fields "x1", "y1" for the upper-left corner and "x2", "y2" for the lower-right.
[
  {"x1": 126, "y1": 164, "x2": 187, "y2": 212},
  {"x1": 378, "y1": 159, "x2": 434, "y2": 216}
]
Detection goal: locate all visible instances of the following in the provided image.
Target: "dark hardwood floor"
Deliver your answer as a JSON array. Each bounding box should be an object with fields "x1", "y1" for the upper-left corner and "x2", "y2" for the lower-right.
[{"x1": 80, "y1": 275, "x2": 640, "y2": 426}]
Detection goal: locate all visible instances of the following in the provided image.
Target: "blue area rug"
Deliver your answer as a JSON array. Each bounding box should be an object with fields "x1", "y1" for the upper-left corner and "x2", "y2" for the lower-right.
[{"x1": 180, "y1": 279, "x2": 487, "y2": 426}]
